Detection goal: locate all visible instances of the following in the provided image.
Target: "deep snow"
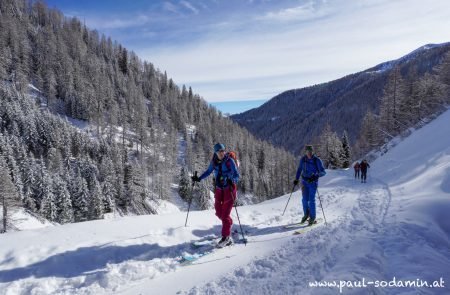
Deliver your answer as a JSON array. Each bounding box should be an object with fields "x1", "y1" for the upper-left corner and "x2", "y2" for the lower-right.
[{"x1": 1, "y1": 109, "x2": 450, "y2": 294}]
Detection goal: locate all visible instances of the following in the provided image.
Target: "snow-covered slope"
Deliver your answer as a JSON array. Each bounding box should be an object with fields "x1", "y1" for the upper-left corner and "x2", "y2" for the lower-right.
[
  {"x1": 1, "y1": 110, "x2": 450, "y2": 294},
  {"x1": 0, "y1": 208, "x2": 53, "y2": 232}
]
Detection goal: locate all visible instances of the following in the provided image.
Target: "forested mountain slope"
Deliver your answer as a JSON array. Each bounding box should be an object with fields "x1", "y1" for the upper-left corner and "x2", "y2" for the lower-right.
[
  {"x1": 0, "y1": 0, "x2": 296, "y2": 229},
  {"x1": 232, "y1": 43, "x2": 450, "y2": 157}
]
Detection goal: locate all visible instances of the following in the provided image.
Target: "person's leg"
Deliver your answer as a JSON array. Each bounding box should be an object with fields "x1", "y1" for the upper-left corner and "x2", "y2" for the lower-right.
[
  {"x1": 308, "y1": 184, "x2": 317, "y2": 220},
  {"x1": 214, "y1": 187, "x2": 223, "y2": 220},
  {"x1": 221, "y1": 186, "x2": 235, "y2": 237},
  {"x1": 302, "y1": 185, "x2": 309, "y2": 217}
]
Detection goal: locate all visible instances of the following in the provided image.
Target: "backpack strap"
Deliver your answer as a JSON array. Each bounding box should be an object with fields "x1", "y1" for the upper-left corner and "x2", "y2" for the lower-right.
[
  {"x1": 225, "y1": 153, "x2": 232, "y2": 169},
  {"x1": 302, "y1": 155, "x2": 307, "y2": 176},
  {"x1": 211, "y1": 153, "x2": 217, "y2": 168},
  {"x1": 303, "y1": 155, "x2": 320, "y2": 176},
  {"x1": 313, "y1": 156, "x2": 319, "y2": 172}
]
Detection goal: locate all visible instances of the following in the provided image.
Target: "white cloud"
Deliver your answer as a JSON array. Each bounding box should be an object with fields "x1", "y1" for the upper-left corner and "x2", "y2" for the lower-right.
[
  {"x1": 260, "y1": 0, "x2": 329, "y2": 22},
  {"x1": 163, "y1": 1, "x2": 201, "y2": 15},
  {"x1": 87, "y1": 14, "x2": 150, "y2": 29},
  {"x1": 180, "y1": 1, "x2": 200, "y2": 14},
  {"x1": 163, "y1": 1, "x2": 179, "y2": 14},
  {"x1": 137, "y1": 0, "x2": 450, "y2": 102}
]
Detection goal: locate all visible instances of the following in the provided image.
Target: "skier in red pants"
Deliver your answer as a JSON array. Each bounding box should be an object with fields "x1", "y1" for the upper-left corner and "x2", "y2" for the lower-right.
[{"x1": 192, "y1": 143, "x2": 240, "y2": 248}]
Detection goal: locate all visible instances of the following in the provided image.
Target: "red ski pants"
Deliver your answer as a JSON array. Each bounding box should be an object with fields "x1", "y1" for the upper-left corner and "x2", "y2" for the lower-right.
[{"x1": 214, "y1": 185, "x2": 236, "y2": 237}]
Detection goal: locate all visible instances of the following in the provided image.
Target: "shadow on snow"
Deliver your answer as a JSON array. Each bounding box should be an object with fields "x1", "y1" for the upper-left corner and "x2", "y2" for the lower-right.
[{"x1": 0, "y1": 222, "x2": 305, "y2": 282}]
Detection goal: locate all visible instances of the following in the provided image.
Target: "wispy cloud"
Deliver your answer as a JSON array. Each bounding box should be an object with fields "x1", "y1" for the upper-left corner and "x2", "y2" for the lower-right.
[
  {"x1": 259, "y1": 0, "x2": 330, "y2": 22},
  {"x1": 85, "y1": 14, "x2": 150, "y2": 30},
  {"x1": 162, "y1": 1, "x2": 202, "y2": 15},
  {"x1": 163, "y1": 1, "x2": 179, "y2": 14},
  {"x1": 139, "y1": 0, "x2": 450, "y2": 102},
  {"x1": 49, "y1": 0, "x2": 450, "y2": 102},
  {"x1": 180, "y1": 1, "x2": 200, "y2": 14}
]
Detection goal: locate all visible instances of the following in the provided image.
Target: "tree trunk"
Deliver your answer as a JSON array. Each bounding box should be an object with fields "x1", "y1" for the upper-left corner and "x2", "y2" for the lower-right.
[{"x1": 2, "y1": 196, "x2": 6, "y2": 233}]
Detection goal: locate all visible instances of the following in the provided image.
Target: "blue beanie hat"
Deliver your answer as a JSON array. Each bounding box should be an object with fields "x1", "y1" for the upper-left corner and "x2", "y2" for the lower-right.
[{"x1": 214, "y1": 143, "x2": 225, "y2": 152}]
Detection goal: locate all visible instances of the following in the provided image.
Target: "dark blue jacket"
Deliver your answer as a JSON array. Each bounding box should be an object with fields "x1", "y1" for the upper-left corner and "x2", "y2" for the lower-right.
[
  {"x1": 199, "y1": 154, "x2": 239, "y2": 188},
  {"x1": 295, "y1": 155, "x2": 326, "y2": 185}
]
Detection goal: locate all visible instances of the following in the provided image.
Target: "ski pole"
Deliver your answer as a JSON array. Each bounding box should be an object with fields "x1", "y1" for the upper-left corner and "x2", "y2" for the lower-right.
[
  {"x1": 282, "y1": 184, "x2": 297, "y2": 216},
  {"x1": 231, "y1": 186, "x2": 247, "y2": 245},
  {"x1": 316, "y1": 188, "x2": 327, "y2": 226},
  {"x1": 185, "y1": 171, "x2": 197, "y2": 227}
]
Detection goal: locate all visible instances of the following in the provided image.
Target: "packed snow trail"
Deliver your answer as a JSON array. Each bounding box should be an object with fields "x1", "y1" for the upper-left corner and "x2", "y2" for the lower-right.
[
  {"x1": 0, "y1": 171, "x2": 360, "y2": 295},
  {"x1": 183, "y1": 110, "x2": 450, "y2": 295},
  {"x1": 183, "y1": 176, "x2": 395, "y2": 295},
  {"x1": 2, "y1": 110, "x2": 450, "y2": 294}
]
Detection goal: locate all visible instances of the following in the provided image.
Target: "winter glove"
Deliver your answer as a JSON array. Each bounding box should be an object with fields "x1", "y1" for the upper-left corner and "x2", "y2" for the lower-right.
[
  {"x1": 191, "y1": 175, "x2": 200, "y2": 182},
  {"x1": 293, "y1": 179, "x2": 299, "y2": 186},
  {"x1": 308, "y1": 174, "x2": 319, "y2": 183},
  {"x1": 227, "y1": 179, "x2": 234, "y2": 187}
]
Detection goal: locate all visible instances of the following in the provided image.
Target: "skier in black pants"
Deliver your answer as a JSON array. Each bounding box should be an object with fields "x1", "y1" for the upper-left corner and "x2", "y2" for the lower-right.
[
  {"x1": 353, "y1": 161, "x2": 360, "y2": 179},
  {"x1": 360, "y1": 159, "x2": 370, "y2": 183}
]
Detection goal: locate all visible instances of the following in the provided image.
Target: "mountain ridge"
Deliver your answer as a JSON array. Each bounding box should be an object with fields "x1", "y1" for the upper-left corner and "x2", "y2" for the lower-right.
[{"x1": 231, "y1": 42, "x2": 450, "y2": 156}]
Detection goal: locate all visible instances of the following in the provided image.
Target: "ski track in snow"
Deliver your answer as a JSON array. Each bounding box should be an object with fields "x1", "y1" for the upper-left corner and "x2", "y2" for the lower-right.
[
  {"x1": 186, "y1": 177, "x2": 394, "y2": 295},
  {"x1": 185, "y1": 109, "x2": 450, "y2": 295}
]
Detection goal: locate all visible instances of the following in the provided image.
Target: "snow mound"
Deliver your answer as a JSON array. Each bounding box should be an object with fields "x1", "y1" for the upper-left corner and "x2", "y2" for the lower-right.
[{"x1": 2, "y1": 208, "x2": 53, "y2": 232}]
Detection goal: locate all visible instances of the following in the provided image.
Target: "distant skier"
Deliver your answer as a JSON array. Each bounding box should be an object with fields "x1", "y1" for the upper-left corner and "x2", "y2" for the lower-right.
[
  {"x1": 293, "y1": 145, "x2": 326, "y2": 225},
  {"x1": 353, "y1": 161, "x2": 361, "y2": 179},
  {"x1": 360, "y1": 159, "x2": 370, "y2": 183},
  {"x1": 191, "y1": 143, "x2": 240, "y2": 248}
]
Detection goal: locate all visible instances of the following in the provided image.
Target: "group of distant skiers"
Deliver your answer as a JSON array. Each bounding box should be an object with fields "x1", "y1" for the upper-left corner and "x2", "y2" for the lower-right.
[
  {"x1": 192, "y1": 142, "x2": 368, "y2": 248},
  {"x1": 353, "y1": 159, "x2": 370, "y2": 183}
]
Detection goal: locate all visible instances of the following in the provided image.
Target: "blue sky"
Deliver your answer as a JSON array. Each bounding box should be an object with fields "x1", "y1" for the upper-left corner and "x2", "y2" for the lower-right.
[
  {"x1": 210, "y1": 99, "x2": 267, "y2": 115},
  {"x1": 46, "y1": 0, "x2": 450, "y2": 103}
]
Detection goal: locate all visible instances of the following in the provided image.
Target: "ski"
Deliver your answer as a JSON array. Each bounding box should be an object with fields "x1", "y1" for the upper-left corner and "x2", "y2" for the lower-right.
[
  {"x1": 191, "y1": 236, "x2": 219, "y2": 248},
  {"x1": 180, "y1": 236, "x2": 246, "y2": 266},
  {"x1": 284, "y1": 222, "x2": 307, "y2": 229},
  {"x1": 179, "y1": 243, "x2": 237, "y2": 265},
  {"x1": 293, "y1": 220, "x2": 319, "y2": 235},
  {"x1": 179, "y1": 250, "x2": 214, "y2": 265},
  {"x1": 285, "y1": 218, "x2": 322, "y2": 229},
  {"x1": 191, "y1": 234, "x2": 246, "y2": 249}
]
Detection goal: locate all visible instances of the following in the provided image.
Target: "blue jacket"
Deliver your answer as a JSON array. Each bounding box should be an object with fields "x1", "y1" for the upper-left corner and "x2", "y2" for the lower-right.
[
  {"x1": 295, "y1": 155, "x2": 326, "y2": 184},
  {"x1": 199, "y1": 154, "x2": 240, "y2": 188}
]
